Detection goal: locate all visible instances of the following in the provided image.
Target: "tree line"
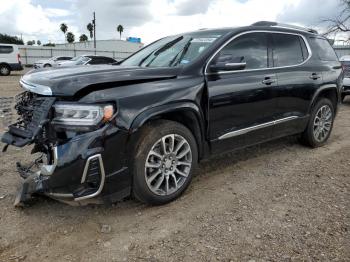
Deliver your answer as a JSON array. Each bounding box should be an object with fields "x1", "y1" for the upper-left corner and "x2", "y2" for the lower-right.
[{"x1": 59, "y1": 23, "x2": 124, "y2": 44}]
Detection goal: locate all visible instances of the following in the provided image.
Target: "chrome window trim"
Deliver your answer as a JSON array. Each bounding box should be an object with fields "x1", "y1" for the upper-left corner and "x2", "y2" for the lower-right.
[
  {"x1": 218, "y1": 116, "x2": 299, "y2": 140},
  {"x1": 75, "y1": 154, "x2": 106, "y2": 201},
  {"x1": 20, "y1": 78, "x2": 53, "y2": 96},
  {"x1": 205, "y1": 30, "x2": 312, "y2": 76}
]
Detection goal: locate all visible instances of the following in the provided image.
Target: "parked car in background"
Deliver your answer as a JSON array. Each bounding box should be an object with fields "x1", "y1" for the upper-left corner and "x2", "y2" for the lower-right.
[
  {"x1": 340, "y1": 55, "x2": 350, "y2": 101},
  {"x1": 56, "y1": 55, "x2": 117, "y2": 67},
  {"x1": 0, "y1": 44, "x2": 23, "y2": 76},
  {"x1": 1, "y1": 22, "x2": 342, "y2": 206},
  {"x1": 33, "y1": 56, "x2": 73, "y2": 69}
]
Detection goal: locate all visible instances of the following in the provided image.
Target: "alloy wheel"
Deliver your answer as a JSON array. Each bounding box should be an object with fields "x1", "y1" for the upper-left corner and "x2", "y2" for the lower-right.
[
  {"x1": 313, "y1": 105, "x2": 333, "y2": 142},
  {"x1": 144, "y1": 134, "x2": 192, "y2": 196}
]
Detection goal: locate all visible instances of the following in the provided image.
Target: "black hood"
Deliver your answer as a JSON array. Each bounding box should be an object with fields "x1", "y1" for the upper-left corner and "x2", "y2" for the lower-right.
[{"x1": 21, "y1": 65, "x2": 180, "y2": 97}]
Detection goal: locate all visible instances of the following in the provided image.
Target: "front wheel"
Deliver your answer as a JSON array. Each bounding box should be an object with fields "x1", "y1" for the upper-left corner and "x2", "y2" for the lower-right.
[
  {"x1": 300, "y1": 98, "x2": 334, "y2": 148},
  {"x1": 132, "y1": 120, "x2": 198, "y2": 205}
]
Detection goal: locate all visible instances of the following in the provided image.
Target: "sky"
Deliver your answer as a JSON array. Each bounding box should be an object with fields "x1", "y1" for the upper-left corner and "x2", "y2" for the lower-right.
[{"x1": 0, "y1": 0, "x2": 343, "y2": 45}]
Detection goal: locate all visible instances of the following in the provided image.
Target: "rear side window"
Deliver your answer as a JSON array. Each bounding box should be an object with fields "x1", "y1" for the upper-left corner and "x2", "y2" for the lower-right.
[
  {"x1": 272, "y1": 34, "x2": 306, "y2": 67},
  {"x1": 311, "y1": 38, "x2": 338, "y2": 61},
  {"x1": 0, "y1": 45, "x2": 14, "y2": 54},
  {"x1": 219, "y1": 32, "x2": 268, "y2": 70}
]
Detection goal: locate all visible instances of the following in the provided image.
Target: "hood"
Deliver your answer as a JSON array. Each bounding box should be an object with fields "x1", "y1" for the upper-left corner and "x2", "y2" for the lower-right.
[{"x1": 20, "y1": 65, "x2": 180, "y2": 97}]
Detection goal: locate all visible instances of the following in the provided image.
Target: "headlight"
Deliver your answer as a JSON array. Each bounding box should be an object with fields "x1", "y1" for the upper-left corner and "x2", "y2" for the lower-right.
[{"x1": 52, "y1": 103, "x2": 114, "y2": 127}]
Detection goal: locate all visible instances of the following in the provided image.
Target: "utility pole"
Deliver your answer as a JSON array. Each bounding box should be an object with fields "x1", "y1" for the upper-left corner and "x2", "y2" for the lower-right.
[{"x1": 92, "y1": 12, "x2": 96, "y2": 53}]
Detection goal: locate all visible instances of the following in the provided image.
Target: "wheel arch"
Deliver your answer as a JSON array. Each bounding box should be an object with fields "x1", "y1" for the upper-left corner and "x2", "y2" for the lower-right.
[
  {"x1": 0, "y1": 62, "x2": 11, "y2": 69},
  {"x1": 309, "y1": 85, "x2": 339, "y2": 114},
  {"x1": 130, "y1": 102, "x2": 207, "y2": 160}
]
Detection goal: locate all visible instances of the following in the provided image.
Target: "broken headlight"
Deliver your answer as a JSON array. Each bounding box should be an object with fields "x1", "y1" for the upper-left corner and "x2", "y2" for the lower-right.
[{"x1": 52, "y1": 103, "x2": 114, "y2": 127}]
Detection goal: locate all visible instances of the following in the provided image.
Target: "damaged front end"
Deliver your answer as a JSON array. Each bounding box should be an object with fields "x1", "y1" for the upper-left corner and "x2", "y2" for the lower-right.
[
  {"x1": 2, "y1": 91, "x2": 57, "y2": 205},
  {"x1": 2, "y1": 91, "x2": 131, "y2": 206}
]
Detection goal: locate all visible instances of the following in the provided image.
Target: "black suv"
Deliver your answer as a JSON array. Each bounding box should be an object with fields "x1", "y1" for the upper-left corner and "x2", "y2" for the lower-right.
[{"x1": 2, "y1": 22, "x2": 342, "y2": 206}]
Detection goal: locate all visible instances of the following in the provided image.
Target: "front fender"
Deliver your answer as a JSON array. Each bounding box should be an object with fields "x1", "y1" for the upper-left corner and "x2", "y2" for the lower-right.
[{"x1": 130, "y1": 102, "x2": 203, "y2": 132}]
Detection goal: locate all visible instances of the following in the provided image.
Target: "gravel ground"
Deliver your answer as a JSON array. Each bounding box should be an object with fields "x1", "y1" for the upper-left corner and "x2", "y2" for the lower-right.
[{"x1": 0, "y1": 70, "x2": 349, "y2": 262}]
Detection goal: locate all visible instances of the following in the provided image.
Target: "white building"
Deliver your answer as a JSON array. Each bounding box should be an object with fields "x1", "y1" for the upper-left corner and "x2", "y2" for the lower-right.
[{"x1": 55, "y1": 39, "x2": 144, "y2": 53}]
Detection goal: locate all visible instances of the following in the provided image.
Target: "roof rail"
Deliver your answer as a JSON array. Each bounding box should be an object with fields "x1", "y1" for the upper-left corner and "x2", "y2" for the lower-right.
[{"x1": 251, "y1": 21, "x2": 318, "y2": 34}]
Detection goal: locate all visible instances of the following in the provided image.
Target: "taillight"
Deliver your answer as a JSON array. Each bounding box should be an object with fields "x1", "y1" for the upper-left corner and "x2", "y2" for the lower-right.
[{"x1": 17, "y1": 54, "x2": 21, "y2": 64}]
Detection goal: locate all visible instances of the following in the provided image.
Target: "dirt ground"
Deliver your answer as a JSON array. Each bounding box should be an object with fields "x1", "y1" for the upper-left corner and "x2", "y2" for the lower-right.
[{"x1": 0, "y1": 70, "x2": 349, "y2": 262}]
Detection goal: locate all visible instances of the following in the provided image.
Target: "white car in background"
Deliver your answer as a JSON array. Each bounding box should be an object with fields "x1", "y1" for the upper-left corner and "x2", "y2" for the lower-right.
[
  {"x1": 33, "y1": 56, "x2": 73, "y2": 69},
  {"x1": 56, "y1": 55, "x2": 117, "y2": 67},
  {"x1": 340, "y1": 55, "x2": 350, "y2": 101},
  {"x1": 0, "y1": 44, "x2": 23, "y2": 76}
]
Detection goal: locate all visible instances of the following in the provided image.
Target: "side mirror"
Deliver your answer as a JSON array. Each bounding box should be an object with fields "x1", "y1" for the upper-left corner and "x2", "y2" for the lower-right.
[{"x1": 209, "y1": 54, "x2": 246, "y2": 72}]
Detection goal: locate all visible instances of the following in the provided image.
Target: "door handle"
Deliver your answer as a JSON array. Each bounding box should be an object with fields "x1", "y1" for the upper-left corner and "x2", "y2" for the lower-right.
[
  {"x1": 310, "y1": 73, "x2": 321, "y2": 80},
  {"x1": 262, "y1": 77, "x2": 276, "y2": 85}
]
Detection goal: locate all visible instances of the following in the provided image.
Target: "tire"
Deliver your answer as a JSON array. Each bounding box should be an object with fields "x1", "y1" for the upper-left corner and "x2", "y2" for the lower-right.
[
  {"x1": 132, "y1": 120, "x2": 198, "y2": 205},
  {"x1": 300, "y1": 98, "x2": 334, "y2": 148},
  {"x1": 0, "y1": 64, "x2": 11, "y2": 76},
  {"x1": 44, "y1": 64, "x2": 52, "y2": 68}
]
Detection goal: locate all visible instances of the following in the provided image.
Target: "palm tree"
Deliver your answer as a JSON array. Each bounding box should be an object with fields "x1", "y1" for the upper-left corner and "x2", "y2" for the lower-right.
[
  {"x1": 117, "y1": 24, "x2": 124, "y2": 39},
  {"x1": 66, "y1": 32, "x2": 75, "y2": 43},
  {"x1": 60, "y1": 23, "x2": 68, "y2": 42},
  {"x1": 87, "y1": 23, "x2": 94, "y2": 40},
  {"x1": 79, "y1": 34, "x2": 88, "y2": 42},
  {"x1": 37, "y1": 40, "x2": 41, "y2": 46}
]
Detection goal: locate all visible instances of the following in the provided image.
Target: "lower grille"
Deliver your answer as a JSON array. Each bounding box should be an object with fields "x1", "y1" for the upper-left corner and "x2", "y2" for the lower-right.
[
  {"x1": 73, "y1": 154, "x2": 106, "y2": 201},
  {"x1": 85, "y1": 157, "x2": 101, "y2": 187}
]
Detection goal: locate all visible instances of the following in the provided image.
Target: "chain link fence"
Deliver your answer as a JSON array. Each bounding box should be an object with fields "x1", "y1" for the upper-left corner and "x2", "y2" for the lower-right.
[{"x1": 19, "y1": 46, "x2": 135, "y2": 65}]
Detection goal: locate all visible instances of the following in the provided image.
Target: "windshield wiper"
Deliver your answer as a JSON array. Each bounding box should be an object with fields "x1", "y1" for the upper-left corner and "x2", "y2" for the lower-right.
[
  {"x1": 168, "y1": 38, "x2": 193, "y2": 67},
  {"x1": 139, "y1": 36, "x2": 184, "y2": 67}
]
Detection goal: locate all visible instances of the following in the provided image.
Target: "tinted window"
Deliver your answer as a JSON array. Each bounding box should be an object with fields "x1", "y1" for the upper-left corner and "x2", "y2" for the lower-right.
[
  {"x1": 0, "y1": 45, "x2": 14, "y2": 54},
  {"x1": 311, "y1": 38, "x2": 338, "y2": 61},
  {"x1": 272, "y1": 34, "x2": 305, "y2": 67},
  {"x1": 56, "y1": 57, "x2": 71, "y2": 61},
  {"x1": 88, "y1": 57, "x2": 113, "y2": 65},
  {"x1": 218, "y1": 33, "x2": 268, "y2": 70}
]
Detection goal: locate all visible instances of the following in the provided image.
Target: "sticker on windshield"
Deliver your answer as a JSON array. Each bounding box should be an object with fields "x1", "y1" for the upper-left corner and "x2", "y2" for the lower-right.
[{"x1": 191, "y1": 38, "x2": 217, "y2": 43}]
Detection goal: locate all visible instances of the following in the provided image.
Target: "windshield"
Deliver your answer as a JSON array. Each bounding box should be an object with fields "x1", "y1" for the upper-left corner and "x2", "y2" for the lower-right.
[
  {"x1": 71, "y1": 56, "x2": 81, "y2": 61},
  {"x1": 121, "y1": 33, "x2": 222, "y2": 68},
  {"x1": 75, "y1": 57, "x2": 90, "y2": 65}
]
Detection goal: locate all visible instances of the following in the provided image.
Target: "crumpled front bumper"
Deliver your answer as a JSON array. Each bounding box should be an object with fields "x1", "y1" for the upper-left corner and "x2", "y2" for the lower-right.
[{"x1": 12, "y1": 125, "x2": 132, "y2": 206}]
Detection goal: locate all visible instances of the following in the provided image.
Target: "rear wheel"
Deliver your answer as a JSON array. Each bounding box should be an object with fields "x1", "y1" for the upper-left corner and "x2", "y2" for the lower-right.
[
  {"x1": 0, "y1": 64, "x2": 10, "y2": 76},
  {"x1": 132, "y1": 120, "x2": 198, "y2": 205},
  {"x1": 300, "y1": 98, "x2": 334, "y2": 147}
]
